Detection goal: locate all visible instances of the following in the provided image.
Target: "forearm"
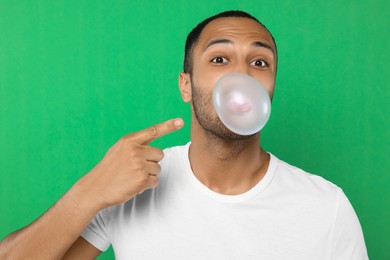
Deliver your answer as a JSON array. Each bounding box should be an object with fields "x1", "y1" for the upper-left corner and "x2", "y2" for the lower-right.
[
  {"x1": 0, "y1": 183, "x2": 102, "y2": 260},
  {"x1": 0, "y1": 119, "x2": 183, "y2": 259}
]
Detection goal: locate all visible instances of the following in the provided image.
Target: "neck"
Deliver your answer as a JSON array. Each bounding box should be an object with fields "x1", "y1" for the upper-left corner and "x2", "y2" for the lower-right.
[{"x1": 189, "y1": 121, "x2": 270, "y2": 195}]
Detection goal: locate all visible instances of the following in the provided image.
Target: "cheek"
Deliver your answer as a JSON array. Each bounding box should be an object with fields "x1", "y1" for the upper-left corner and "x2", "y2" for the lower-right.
[
  {"x1": 192, "y1": 72, "x2": 220, "y2": 95},
  {"x1": 264, "y1": 82, "x2": 275, "y2": 99},
  {"x1": 192, "y1": 61, "x2": 227, "y2": 92},
  {"x1": 253, "y1": 74, "x2": 275, "y2": 99}
]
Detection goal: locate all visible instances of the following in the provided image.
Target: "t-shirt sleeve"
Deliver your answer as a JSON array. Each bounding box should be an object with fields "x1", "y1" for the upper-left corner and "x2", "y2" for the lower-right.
[
  {"x1": 81, "y1": 210, "x2": 111, "y2": 252},
  {"x1": 330, "y1": 191, "x2": 369, "y2": 259}
]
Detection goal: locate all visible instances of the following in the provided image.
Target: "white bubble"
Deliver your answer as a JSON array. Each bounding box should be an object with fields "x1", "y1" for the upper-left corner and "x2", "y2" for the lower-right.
[{"x1": 212, "y1": 73, "x2": 271, "y2": 135}]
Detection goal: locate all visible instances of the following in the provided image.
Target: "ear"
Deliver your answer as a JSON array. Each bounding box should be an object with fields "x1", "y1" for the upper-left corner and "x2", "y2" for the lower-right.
[{"x1": 178, "y1": 72, "x2": 192, "y2": 103}]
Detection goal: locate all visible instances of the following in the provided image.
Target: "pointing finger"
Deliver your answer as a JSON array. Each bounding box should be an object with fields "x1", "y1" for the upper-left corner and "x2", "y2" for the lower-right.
[{"x1": 130, "y1": 118, "x2": 184, "y2": 145}]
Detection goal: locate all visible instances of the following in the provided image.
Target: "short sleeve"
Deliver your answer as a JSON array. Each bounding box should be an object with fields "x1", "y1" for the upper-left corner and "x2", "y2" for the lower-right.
[
  {"x1": 81, "y1": 210, "x2": 111, "y2": 252},
  {"x1": 330, "y1": 191, "x2": 369, "y2": 259}
]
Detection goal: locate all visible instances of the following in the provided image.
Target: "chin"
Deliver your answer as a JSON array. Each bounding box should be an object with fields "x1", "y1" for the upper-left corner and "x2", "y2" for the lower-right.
[{"x1": 203, "y1": 120, "x2": 257, "y2": 141}]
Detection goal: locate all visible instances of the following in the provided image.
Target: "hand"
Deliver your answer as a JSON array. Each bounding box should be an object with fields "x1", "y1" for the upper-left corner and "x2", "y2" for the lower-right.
[{"x1": 75, "y1": 118, "x2": 184, "y2": 209}]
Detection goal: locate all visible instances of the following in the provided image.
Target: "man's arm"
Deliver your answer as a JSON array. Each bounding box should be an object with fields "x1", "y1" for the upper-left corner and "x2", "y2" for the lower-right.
[
  {"x1": 0, "y1": 185, "x2": 102, "y2": 259},
  {"x1": 0, "y1": 118, "x2": 184, "y2": 259},
  {"x1": 63, "y1": 237, "x2": 102, "y2": 260}
]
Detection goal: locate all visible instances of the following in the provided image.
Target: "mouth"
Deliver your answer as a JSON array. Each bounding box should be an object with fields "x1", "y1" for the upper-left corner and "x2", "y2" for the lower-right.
[{"x1": 227, "y1": 99, "x2": 252, "y2": 114}]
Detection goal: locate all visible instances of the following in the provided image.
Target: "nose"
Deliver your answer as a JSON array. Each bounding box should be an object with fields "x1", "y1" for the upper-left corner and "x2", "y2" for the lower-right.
[{"x1": 233, "y1": 59, "x2": 251, "y2": 76}]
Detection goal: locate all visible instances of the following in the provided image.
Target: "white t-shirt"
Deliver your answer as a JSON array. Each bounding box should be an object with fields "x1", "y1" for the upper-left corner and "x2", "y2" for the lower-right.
[{"x1": 81, "y1": 143, "x2": 368, "y2": 259}]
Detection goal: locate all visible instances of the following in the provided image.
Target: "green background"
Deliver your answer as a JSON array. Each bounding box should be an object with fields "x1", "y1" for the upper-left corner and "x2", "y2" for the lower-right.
[{"x1": 1, "y1": 1, "x2": 389, "y2": 259}]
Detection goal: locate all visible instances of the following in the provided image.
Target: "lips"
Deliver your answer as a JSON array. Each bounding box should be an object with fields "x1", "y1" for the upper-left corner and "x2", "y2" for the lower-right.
[{"x1": 227, "y1": 99, "x2": 252, "y2": 114}]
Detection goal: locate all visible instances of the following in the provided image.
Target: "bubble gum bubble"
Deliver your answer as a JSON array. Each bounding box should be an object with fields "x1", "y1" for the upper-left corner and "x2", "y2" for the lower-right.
[{"x1": 212, "y1": 73, "x2": 271, "y2": 135}]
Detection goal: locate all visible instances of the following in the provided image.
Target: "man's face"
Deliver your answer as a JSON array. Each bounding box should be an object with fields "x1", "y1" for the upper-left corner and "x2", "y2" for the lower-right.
[{"x1": 182, "y1": 17, "x2": 277, "y2": 139}]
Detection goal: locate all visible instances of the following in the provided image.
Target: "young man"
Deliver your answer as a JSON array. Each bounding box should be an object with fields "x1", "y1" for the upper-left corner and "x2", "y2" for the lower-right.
[{"x1": 0, "y1": 11, "x2": 368, "y2": 259}]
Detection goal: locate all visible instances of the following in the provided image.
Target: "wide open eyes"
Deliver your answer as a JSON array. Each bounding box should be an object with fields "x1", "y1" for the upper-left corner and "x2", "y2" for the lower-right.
[
  {"x1": 210, "y1": 56, "x2": 229, "y2": 64},
  {"x1": 250, "y1": 59, "x2": 269, "y2": 68}
]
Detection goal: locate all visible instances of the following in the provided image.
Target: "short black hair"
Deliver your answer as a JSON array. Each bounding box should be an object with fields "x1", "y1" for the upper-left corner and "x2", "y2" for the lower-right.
[{"x1": 183, "y1": 10, "x2": 277, "y2": 74}]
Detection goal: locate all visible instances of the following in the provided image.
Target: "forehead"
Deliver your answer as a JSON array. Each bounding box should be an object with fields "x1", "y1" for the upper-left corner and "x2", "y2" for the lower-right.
[{"x1": 195, "y1": 17, "x2": 276, "y2": 53}]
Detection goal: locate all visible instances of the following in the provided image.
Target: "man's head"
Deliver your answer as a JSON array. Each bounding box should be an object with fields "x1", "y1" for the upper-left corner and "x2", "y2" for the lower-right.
[
  {"x1": 183, "y1": 10, "x2": 277, "y2": 75},
  {"x1": 179, "y1": 11, "x2": 278, "y2": 140}
]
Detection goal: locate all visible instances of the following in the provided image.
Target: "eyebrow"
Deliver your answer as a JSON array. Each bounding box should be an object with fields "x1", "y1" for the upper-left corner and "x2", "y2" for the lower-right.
[
  {"x1": 204, "y1": 38, "x2": 232, "y2": 50},
  {"x1": 204, "y1": 38, "x2": 275, "y2": 55}
]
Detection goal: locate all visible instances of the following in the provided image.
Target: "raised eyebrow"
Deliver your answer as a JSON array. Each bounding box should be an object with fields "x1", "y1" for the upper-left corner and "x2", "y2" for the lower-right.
[
  {"x1": 204, "y1": 38, "x2": 275, "y2": 57},
  {"x1": 204, "y1": 38, "x2": 233, "y2": 51},
  {"x1": 252, "y1": 41, "x2": 275, "y2": 56}
]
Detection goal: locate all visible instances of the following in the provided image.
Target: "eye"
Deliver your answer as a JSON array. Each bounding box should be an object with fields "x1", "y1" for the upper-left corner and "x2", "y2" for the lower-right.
[
  {"x1": 250, "y1": 59, "x2": 269, "y2": 68},
  {"x1": 211, "y1": 56, "x2": 229, "y2": 64}
]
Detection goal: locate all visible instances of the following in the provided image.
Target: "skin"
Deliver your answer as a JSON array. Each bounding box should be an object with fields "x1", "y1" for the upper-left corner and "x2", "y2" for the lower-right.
[
  {"x1": 0, "y1": 119, "x2": 184, "y2": 259},
  {"x1": 0, "y1": 17, "x2": 277, "y2": 259},
  {"x1": 179, "y1": 17, "x2": 277, "y2": 195}
]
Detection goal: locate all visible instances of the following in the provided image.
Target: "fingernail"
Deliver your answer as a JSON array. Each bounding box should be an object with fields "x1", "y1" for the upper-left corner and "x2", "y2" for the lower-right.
[{"x1": 174, "y1": 119, "x2": 183, "y2": 128}]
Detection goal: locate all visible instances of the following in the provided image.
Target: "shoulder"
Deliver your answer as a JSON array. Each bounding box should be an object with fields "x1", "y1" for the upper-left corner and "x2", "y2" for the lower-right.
[
  {"x1": 272, "y1": 154, "x2": 341, "y2": 191},
  {"x1": 161, "y1": 142, "x2": 190, "y2": 158},
  {"x1": 268, "y1": 154, "x2": 368, "y2": 258},
  {"x1": 159, "y1": 142, "x2": 190, "y2": 172},
  {"x1": 94, "y1": 143, "x2": 191, "y2": 227},
  {"x1": 269, "y1": 154, "x2": 343, "y2": 204}
]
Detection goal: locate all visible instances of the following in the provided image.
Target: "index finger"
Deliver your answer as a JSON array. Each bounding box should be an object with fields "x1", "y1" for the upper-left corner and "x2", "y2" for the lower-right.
[{"x1": 131, "y1": 118, "x2": 184, "y2": 145}]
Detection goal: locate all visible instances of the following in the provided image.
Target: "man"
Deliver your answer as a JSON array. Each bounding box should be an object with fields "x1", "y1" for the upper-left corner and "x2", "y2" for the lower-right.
[{"x1": 0, "y1": 10, "x2": 368, "y2": 259}]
